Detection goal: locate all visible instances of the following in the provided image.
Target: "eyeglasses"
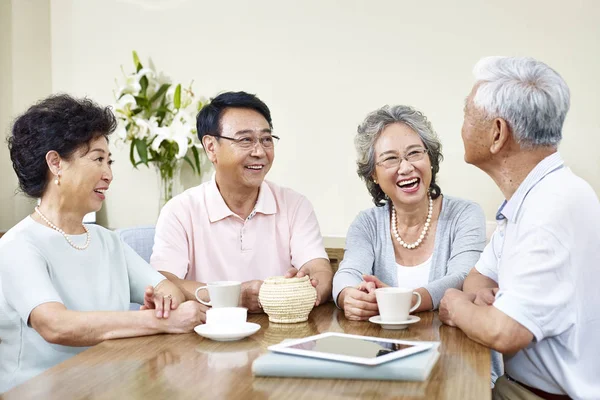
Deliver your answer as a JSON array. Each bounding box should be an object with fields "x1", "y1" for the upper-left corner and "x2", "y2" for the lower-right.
[
  {"x1": 376, "y1": 148, "x2": 428, "y2": 169},
  {"x1": 208, "y1": 134, "x2": 280, "y2": 150}
]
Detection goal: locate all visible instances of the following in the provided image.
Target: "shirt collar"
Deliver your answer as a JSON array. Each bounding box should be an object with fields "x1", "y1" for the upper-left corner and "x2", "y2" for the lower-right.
[
  {"x1": 498, "y1": 151, "x2": 564, "y2": 222},
  {"x1": 206, "y1": 178, "x2": 277, "y2": 223}
]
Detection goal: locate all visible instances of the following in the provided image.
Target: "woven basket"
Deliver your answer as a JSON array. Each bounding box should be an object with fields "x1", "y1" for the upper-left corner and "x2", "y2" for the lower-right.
[{"x1": 258, "y1": 275, "x2": 317, "y2": 323}]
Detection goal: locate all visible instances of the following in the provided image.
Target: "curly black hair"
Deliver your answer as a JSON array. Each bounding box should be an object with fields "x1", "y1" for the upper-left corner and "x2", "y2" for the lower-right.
[{"x1": 7, "y1": 94, "x2": 117, "y2": 198}]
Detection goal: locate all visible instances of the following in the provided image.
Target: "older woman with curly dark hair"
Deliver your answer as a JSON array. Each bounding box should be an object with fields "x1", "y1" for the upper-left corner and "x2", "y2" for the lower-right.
[
  {"x1": 0, "y1": 94, "x2": 207, "y2": 392},
  {"x1": 333, "y1": 105, "x2": 486, "y2": 321}
]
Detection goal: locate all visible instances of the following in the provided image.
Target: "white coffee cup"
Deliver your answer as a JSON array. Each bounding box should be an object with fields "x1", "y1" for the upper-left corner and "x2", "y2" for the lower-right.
[
  {"x1": 205, "y1": 307, "x2": 247, "y2": 326},
  {"x1": 375, "y1": 287, "x2": 421, "y2": 322},
  {"x1": 195, "y1": 281, "x2": 241, "y2": 308}
]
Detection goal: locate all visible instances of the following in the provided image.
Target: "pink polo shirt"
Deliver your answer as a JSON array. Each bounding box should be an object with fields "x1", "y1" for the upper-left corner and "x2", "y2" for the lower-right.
[{"x1": 150, "y1": 179, "x2": 328, "y2": 283}]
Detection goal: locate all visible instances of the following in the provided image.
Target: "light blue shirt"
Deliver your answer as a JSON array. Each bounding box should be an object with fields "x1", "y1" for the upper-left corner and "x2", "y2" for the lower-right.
[
  {"x1": 0, "y1": 217, "x2": 165, "y2": 393},
  {"x1": 476, "y1": 152, "x2": 600, "y2": 399}
]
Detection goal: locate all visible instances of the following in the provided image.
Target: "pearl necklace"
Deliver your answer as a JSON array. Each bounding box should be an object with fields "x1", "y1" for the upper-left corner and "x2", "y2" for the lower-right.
[
  {"x1": 391, "y1": 194, "x2": 433, "y2": 250},
  {"x1": 34, "y1": 206, "x2": 90, "y2": 250}
]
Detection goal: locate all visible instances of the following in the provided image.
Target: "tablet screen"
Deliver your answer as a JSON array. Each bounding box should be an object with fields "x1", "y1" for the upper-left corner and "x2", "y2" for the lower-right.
[{"x1": 287, "y1": 335, "x2": 417, "y2": 359}]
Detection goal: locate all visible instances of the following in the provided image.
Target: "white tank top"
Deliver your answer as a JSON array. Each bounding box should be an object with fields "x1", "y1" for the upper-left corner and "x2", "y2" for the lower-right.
[{"x1": 396, "y1": 255, "x2": 432, "y2": 289}]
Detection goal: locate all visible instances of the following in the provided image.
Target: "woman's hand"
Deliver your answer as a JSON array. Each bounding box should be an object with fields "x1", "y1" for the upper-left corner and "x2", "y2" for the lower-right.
[
  {"x1": 338, "y1": 286, "x2": 379, "y2": 321},
  {"x1": 140, "y1": 280, "x2": 186, "y2": 318},
  {"x1": 361, "y1": 275, "x2": 389, "y2": 290},
  {"x1": 162, "y1": 301, "x2": 208, "y2": 334}
]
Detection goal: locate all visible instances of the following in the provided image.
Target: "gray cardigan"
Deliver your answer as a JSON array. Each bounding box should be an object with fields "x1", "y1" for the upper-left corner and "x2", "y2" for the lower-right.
[{"x1": 333, "y1": 195, "x2": 486, "y2": 309}]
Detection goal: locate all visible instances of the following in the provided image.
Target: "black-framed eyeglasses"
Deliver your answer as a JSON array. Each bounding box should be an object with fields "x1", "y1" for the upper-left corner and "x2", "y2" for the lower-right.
[
  {"x1": 375, "y1": 148, "x2": 428, "y2": 169},
  {"x1": 207, "y1": 134, "x2": 280, "y2": 150}
]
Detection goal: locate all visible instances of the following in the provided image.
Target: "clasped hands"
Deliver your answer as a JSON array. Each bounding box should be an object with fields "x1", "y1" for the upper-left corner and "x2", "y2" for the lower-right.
[
  {"x1": 340, "y1": 275, "x2": 388, "y2": 321},
  {"x1": 439, "y1": 287, "x2": 498, "y2": 326}
]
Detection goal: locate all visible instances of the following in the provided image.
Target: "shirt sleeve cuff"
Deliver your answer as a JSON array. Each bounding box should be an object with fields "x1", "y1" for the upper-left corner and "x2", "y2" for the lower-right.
[
  {"x1": 493, "y1": 293, "x2": 544, "y2": 342},
  {"x1": 22, "y1": 298, "x2": 64, "y2": 327}
]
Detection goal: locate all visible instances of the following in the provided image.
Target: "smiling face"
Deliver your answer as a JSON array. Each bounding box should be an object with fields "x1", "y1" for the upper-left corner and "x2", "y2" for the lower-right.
[
  {"x1": 372, "y1": 123, "x2": 432, "y2": 206},
  {"x1": 206, "y1": 108, "x2": 274, "y2": 190},
  {"x1": 56, "y1": 136, "x2": 113, "y2": 214}
]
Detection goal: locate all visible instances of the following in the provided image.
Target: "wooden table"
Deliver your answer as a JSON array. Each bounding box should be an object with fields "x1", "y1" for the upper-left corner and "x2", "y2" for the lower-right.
[{"x1": 1, "y1": 303, "x2": 491, "y2": 400}]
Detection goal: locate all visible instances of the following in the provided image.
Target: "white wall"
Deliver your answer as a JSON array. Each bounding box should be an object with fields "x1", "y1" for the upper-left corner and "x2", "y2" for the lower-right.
[
  {"x1": 2, "y1": 0, "x2": 599, "y2": 236},
  {"x1": 0, "y1": 0, "x2": 15, "y2": 231},
  {"x1": 0, "y1": 0, "x2": 52, "y2": 231}
]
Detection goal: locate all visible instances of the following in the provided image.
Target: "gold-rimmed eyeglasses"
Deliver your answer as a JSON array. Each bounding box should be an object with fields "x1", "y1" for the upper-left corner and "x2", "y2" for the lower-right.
[
  {"x1": 208, "y1": 134, "x2": 280, "y2": 150},
  {"x1": 375, "y1": 148, "x2": 428, "y2": 169}
]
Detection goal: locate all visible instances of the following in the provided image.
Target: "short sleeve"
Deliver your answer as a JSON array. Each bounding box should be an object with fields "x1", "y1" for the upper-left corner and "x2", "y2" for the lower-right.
[
  {"x1": 332, "y1": 212, "x2": 376, "y2": 305},
  {"x1": 475, "y1": 227, "x2": 502, "y2": 283},
  {"x1": 492, "y1": 227, "x2": 575, "y2": 341},
  {"x1": 150, "y1": 199, "x2": 192, "y2": 279},
  {"x1": 289, "y1": 196, "x2": 328, "y2": 269},
  {"x1": 122, "y1": 242, "x2": 166, "y2": 304},
  {"x1": 0, "y1": 240, "x2": 63, "y2": 325}
]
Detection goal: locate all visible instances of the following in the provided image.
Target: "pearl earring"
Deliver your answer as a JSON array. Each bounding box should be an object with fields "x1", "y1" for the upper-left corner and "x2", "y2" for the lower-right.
[
  {"x1": 373, "y1": 179, "x2": 378, "y2": 184},
  {"x1": 54, "y1": 173, "x2": 60, "y2": 185}
]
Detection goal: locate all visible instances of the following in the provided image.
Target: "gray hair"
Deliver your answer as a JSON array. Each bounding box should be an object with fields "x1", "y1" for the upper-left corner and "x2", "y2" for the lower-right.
[
  {"x1": 472, "y1": 56, "x2": 570, "y2": 148},
  {"x1": 355, "y1": 105, "x2": 443, "y2": 206}
]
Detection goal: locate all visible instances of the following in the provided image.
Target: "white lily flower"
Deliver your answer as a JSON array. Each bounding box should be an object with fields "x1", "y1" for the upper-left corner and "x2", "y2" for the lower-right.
[
  {"x1": 133, "y1": 117, "x2": 159, "y2": 140},
  {"x1": 151, "y1": 117, "x2": 189, "y2": 159},
  {"x1": 114, "y1": 120, "x2": 128, "y2": 142},
  {"x1": 114, "y1": 94, "x2": 137, "y2": 117},
  {"x1": 116, "y1": 72, "x2": 142, "y2": 98}
]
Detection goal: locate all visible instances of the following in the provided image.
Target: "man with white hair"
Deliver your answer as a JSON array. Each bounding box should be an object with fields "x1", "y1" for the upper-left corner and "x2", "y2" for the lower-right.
[{"x1": 439, "y1": 56, "x2": 600, "y2": 399}]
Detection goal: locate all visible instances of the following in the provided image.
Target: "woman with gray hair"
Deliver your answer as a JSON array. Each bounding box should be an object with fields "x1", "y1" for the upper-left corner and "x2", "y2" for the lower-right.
[{"x1": 333, "y1": 105, "x2": 487, "y2": 321}]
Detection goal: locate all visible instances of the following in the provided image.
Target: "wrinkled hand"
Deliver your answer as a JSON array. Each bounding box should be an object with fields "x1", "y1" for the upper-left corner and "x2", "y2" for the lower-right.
[
  {"x1": 339, "y1": 286, "x2": 379, "y2": 321},
  {"x1": 285, "y1": 267, "x2": 321, "y2": 305},
  {"x1": 439, "y1": 288, "x2": 475, "y2": 327},
  {"x1": 474, "y1": 287, "x2": 499, "y2": 306},
  {"x1": 241, "y1": 280, "x2": 263, "y2": 313},
  {"x1": 164, "y1": 301, "x2": 208, "y2": 333},
  {"x1": 140, "y1": 285, "x2": 180, "y2": 319}
]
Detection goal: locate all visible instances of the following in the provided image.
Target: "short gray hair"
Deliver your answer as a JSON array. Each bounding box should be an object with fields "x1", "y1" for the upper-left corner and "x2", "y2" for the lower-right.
[
  {"x1": 355, "y1": 105, "x2": 443, "y2": 206},
  {"x1": 472, "y1": 56, "x2": 570, "y2": 148}
]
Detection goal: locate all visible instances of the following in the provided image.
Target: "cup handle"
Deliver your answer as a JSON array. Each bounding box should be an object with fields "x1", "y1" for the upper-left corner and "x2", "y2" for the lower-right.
[
  {"x1": 409, "y1": 292, "x2": 421, "y2": 313},
  {"x1": 195, "y1": 286, "x2": 212, "y2": 306}
]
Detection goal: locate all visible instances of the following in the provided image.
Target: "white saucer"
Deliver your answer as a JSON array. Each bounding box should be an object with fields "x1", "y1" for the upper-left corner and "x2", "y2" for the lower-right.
[
  {"x1": 368, "y1": 315, "x2": 420, "y2": 330},
  {"x1": 194, "y1": 322, "x2": 261, "y2": 342}
]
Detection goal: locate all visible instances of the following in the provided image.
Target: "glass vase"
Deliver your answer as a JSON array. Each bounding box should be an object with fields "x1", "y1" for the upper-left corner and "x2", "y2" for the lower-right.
[{"x1": 155, "y1": 158, "x2": 184, "y2": 214}]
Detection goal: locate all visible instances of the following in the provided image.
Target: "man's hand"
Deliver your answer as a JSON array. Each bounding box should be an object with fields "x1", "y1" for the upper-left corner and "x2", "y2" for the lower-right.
[
  {"x1": 285, "y1": 267, "x2": 324, "y2": 305},
  {"x1": 338, "y1": 286, "x2": 379, "y2": 321},
  {"x1": 439, "y1": 288, "x2": 475, "y2": 327},
  {"x1": 474, "y1": 287, "x2": 499, "y2": 306},
  {"x1": 241, "y1": 280, "x2": 263, "y2": 313},
  {"x1": 285, "y1": 259, "x2": 333, "y2": 307}
]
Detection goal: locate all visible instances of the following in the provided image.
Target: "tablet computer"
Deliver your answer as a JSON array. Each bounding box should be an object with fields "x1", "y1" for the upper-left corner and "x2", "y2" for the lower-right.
[{"x1": 268, "y1": 332, "x2": 434, "y2": 366}]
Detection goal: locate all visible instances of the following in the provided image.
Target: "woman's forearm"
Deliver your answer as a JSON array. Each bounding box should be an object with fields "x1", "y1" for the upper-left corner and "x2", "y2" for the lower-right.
[{"x1": 30, "y1": 302, "x2": 190, "y2": 347}]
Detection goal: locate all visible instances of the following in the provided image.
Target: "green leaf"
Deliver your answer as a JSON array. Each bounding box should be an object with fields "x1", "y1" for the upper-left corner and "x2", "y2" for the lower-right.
[
  {"x1": 183, "y1": 155, "x2": 195, "y2": 171},
  {"x1": 191, "y1": 146, "x2": 201, "y2": 175},
  {"x1": 134, "y1": 96, "x2": 150, "y2": 108},
  {"x1": 140, "y1": 75, "x2": 149, "y2": 97},
  {"x1": 129, "y1": 141, "x2": 138, "y2": 169},
  {"x1": 149, "y1": 83, "x2": 171, "y2": 104},
  {"x1": 132, "y1": 51, "x2": 143, "y2": 72},
  {"x1": 135, "y1": 139, "x2": 149, "y2": 165},
  {"x1": 174, "y1": 84, "x2": 181, "y2": 109}
]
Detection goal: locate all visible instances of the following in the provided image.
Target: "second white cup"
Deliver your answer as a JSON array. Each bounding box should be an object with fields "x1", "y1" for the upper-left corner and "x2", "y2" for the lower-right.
[
  {"x1": 375, "y1": 287, "x2": 421, "y2": 322},
  {"x1": 195, "y1": 281, "x2": 241, "y2": 308}
]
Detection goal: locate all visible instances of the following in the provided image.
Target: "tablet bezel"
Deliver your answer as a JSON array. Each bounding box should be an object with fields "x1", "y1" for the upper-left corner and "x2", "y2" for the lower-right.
[{"x1": 267, "y1": 332, "x2": 434, "y2": 366}]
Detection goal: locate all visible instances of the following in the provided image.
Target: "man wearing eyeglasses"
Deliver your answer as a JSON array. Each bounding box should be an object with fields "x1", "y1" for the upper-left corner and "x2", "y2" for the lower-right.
[{"x1": 150, "y1": 91, "x2": 332, "y2": 312}]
